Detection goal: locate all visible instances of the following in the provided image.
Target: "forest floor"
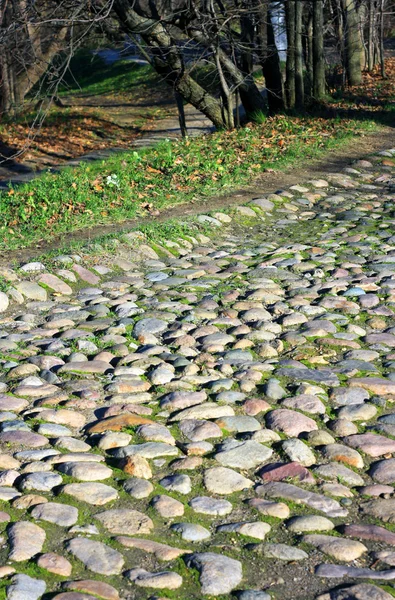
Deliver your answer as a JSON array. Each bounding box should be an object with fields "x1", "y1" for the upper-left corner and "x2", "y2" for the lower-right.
[{"x1": 0, "y1": 53, "x2": 394, "y2": 183}]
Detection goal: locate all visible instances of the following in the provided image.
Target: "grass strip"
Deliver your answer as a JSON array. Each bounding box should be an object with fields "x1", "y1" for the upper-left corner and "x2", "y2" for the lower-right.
[{"x1": 0, "y1": 113, "x2": 380, "y2": 252}]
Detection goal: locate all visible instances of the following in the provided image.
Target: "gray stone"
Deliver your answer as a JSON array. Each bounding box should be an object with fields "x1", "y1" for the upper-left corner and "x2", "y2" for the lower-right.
[
  {"x1": 159, "y1": 474, "x2": 191, "y2": 494},
  {"x1": 15, "y1": 282, "x2": 47, "y2": 301},
  {"x1": 57, "y1": 462, "x2": 112, "y2": 481},
  {"x1": 282, "y1": 438, "x2": 316, "y2": 466},
  {"x1": 123, "y1": 477, "x2": 153, "y2": 499},
  {"x1": 31, "y1": 502, "x2": 78, "y2": 527},
  {"x1": 189, "y1": 496, "x2": 233, "y2": 515},
  {"x1": 256, "y1": 481, "x2": 347, "y2": 517},
  {"x1": 134, "y1": 318, "x2": 168, "y2": 337},
  {"x1": 62, "y1": 483, "x2": 118, "y2": 505},
  {"x1": 185, "y1": 552, "x2": 242, "y2": 595},
  {"x1": 316, "y1": 583, "x2": 394, "y2": 600},
  {"x1": 257, "y1": 543, "x2": 308, "y2": 561},
  {"x1": 112, "y1": 442, "x2": 178, "y2": 459},
  {"x1": 235, "y1": 592, "x2": 271, "y2": 600},
  {"x1": 0, "y1": 292, "x2": 9, "y2": 313},
  {"x1": 287, "y1": 515, "x2": 334, "y2": 533},
  {"x1": 67, "y1": 538, "x2": 124, "y2": 575},
  {"x1": 6, "y1": 574, "x2": 46, "y2": 600},
  {"x1": 217, "y1": 521, "x2": 270, "y2": 540},
  {"x1": 171, "y1": 522, "x2": 211, "y2": 541},
  {"x1": 214, "y1": 440, "x2": 272, "y2": 469},
  {"x1": 95, "y1": 508, "x2": 153, "y2": 535},
  {"x1": 204, "y1": 467, "x2": 253, "y2": 494},
  {"x1": 127, "y1": 568, "x2": 182, "y2": 589}
]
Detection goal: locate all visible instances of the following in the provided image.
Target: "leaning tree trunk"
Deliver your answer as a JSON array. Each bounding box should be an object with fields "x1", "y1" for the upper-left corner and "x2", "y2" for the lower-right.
[
  {"x1": 341, "y1": 0, "x2": 363, "y2": 85},
  {"x1": 295, "y1": 0, "x2": 304, "y2": 109},
  {"x1": 186, "y1": 26, "x2": 267, "y2": 120},
  {"x1": 259, "y1": 0, "x2": 285, "y2": 112},
  {"x1": 285, "y1": 0, "x2": 296, "y2": 108},
  {"x1": 313, "y1": 0, "x2": 326, "y2": 99},
  {"x1": 113, "y1": 0, "x2": 226, "y2": 129},
  {"x1": 214, "y1": 46, "x2": 234, "y2": 129}
]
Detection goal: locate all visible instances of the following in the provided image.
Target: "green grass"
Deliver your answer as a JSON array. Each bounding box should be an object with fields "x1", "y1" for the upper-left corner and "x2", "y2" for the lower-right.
[
  {"x1": 0, "y1": 114, "x2": 379, "y2": 252},
  {"x1": 57, "y1": 50, "x2": 159, "y2": 97}
]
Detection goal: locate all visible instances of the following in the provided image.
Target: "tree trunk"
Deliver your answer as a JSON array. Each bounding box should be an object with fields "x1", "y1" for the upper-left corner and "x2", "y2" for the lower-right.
[
  {"x1": 313, "y1": 0, "x2": 326, "y2": 99},
  {"x1": 0, "y1": 0, "x2": 22, "y2": 117},
  {"x1": 214, "y1": 47, "x2": 234, "y2": 129},
  {"x1": 295, "y1": 0, "x2": 304, "y2": 109},
  {"x1": 0, "y1": 0, "x2": 69, "y2": 119},
  {"x1": 305, "y1": 9, "x2": 313, "y2": 96},
  {"x1": 332, "y1": 0, "x2": 346, "y2": 87},
  {"x1": 175, "y1": 91, "x2": 187, "y2": 137},
  {"x1": 341, "y1": 0, "x2": 363, "y2": 85},
  {"x1": 0, "y1": 55, "x2": 22, "y2": 117},
  {"x1": 113, "y1": 0, "x2": 227, "y2": 129},
  {"x1": 240, "y1": 0, "x2": 254, "y2": 76},
  {"x1": 285, "y1": 0, "x2": 296, "y2": 108},
  {"x1": 367, "y1": 0, "x2": 375, "y2": 71},
  {"x1": 258, "y1": 1, "x2": 284, "y2": 112},
  {"x1": 186, "y1": 27, "x2": 267, "y2": 119},
  {"x1": 379, "y1": 0, "x2": 386, "y2": 77}
]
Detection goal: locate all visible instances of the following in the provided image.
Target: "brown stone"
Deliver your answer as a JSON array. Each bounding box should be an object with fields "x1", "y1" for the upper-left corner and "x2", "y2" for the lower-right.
[
  {"x1": 38, "y1": 274, "x2": 73, "y2": 295},
  {"x1": 86, "y1": 413, "x2": 154, "y2": 433},
  {"x1": 170, "y1": 456, "x2": 203, "y2": 470},
  {"x1": 318, "y1": 338, "x2": 361, "y2": 349},
  {"x1": 350, "y1": 378, "x2": 395, "y2": 396},
  {"x1": 120, "y1": 455, "x2": 152, "y2": 479},
  {"x1": 53, "y1": 592, "x2": 96, "y2": 599},
  {"x1": 12, "y1": 494, "x2": 48, "y2": 509},
  {"x1": 105, "y1": 381, "x2": 151, "y2": 394},
  {"x1": 0, "y1": 566, "x2": 15, "y2": 578},
  {"x1": 243, "y1": 398, "x2": 271, "y2": 416},
  {"x1": 344, "y1": 433, "x2": 395, "y2": 457},
  {"x1": 59, "y1": 361, "x2": 113, "y2": 375},
  {"x1": 0, "y1": 454, "x2": 20, "y2": 469},
  {"x1": 37, "y1": 553, "x2": 72, "y2": 576},
  {"x1": 266, "y1": 409, "x2": 318, "y2": 437},
  {"x1": 95, "y1": 508, "x2": 154, "y2": 535},
  {"x1": 258, "y1": 462, "x2": 315, "y2": 484},
  {"x1": 101, "y1": 404, "x2": 152, "y2": 417},
  {"x1": 341, "y1": 524, "x2": 395, "y2": 545},
  {"x1": 321, "y1": 443, "x2": 364, "y2": 469},
  {"x1": 0, "y1": 396, "x2": 28, "y2": 413},
  {"x1": 360, "y1": 498, "x2": 395, "y2": 523},
  {"x1": 63, "y1": 580, "x2": 119, "y2": 600},
  {"x1": 116, "y1": 537, "x2": 189, "y2": 560},
  {"x1": 72, "y1": 264, "x2": 100, "y2": 284}
]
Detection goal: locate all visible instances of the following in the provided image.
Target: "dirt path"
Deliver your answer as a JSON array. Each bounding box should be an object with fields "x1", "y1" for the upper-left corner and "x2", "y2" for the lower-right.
[
  {"x1": 1, "y1": 125, "x2": 393, "y2": 268},
  {"x1": 0, "y1": 101, "x2": 212, "y2": 189}
]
